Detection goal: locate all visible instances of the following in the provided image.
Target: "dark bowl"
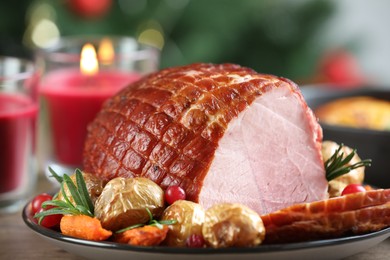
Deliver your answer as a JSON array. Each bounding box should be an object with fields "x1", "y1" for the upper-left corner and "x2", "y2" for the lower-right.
[{"x1": 301, "y1": 85, "x2": 390, "y2": 188}]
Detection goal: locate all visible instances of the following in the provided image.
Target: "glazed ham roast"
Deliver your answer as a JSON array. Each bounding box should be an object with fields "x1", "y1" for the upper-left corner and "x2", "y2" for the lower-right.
[{"x1": 83, "y1": 63, "x2": 328, "y2": 215}]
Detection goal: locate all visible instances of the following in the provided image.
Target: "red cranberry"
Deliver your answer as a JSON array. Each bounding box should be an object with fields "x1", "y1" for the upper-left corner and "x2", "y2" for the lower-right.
[
  {"x1": 164, "y1": 185, "x2": 186, "y2": 205},
  {"x1": 186, "y1": 234, "x2": 205, "y2": 248}
]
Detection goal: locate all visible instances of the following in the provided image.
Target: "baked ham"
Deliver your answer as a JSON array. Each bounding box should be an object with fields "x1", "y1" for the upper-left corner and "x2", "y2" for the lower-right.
[{"x1": 83, "y1": 63, "x2": 328, "y2": 215}]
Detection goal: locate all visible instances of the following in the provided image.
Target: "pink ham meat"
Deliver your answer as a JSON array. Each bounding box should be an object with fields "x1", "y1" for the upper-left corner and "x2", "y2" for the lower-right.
[{"x1": 83, "y1": 63, "x2": 328, "y2": 215}]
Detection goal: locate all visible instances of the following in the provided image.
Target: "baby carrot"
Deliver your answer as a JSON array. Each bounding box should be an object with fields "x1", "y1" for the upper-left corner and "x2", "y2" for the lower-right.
[
  {"x1": 60, "y1": 215, "x2": 112, "y2": 241},
  {"x1": 114, "y1": 225, "x2": 168, "y2": 246}
]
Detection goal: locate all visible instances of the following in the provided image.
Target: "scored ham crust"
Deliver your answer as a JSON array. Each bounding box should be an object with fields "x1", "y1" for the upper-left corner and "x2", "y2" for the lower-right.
[{"x1": 83, "y1": 63, "x2": 328, "y2": 215}]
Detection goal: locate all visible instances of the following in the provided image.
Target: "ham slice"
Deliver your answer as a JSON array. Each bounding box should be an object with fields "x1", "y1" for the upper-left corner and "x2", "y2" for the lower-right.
[{"x1": 83, "y1": 63, "x2": 328, "y2": 215}]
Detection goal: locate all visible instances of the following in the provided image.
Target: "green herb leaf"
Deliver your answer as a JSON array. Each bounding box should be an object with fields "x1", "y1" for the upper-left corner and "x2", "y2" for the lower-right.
[
  {"x1": 325, "y1": 143, "x2": 372, "y2": 182},
  {"x1": 75, "y1": 205, "x2": 93, "y2": 216},
  {"x1": 35, "y1": 207, "x2": 77, "y2": 219},
  {"x1": 158, "y1": 219, "x2": 177, "y2": 225},
  {"x1": 145, "y1": 208, "x2": 153, "y2": 221},
  {"x1": 63, "y1": 174, "x2": 84, "y2": 208},
  {"x1": 75, "y1": 169, "x2": 94, "y2": 214},
  {"x1": 60, "y1": 181, "x2": 75, "y2": 209},
  {"x1": 33, "y1": 167, "x2": 95, "y2": 221},
  {"x1": 115, "y1": 208, "x2": 177, "y2": 233},
  {"x1": 41, "y1": 200, "x2": 69, "y2": 209},
  {"x1": 115, "y1": 224, "x2": 144, "y2": 233},
  {"x1": 48, "y1": 166, "x2": 64, "y2": 183},
  {"x1": 149, "y1": 220, "x2": 163, "y2": 229}
]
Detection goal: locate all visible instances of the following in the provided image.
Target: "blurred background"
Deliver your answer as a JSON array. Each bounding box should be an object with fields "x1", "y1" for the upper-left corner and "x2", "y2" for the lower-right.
[{"x1": 1, "y1": 0, "x2": 390, "y2": 87}]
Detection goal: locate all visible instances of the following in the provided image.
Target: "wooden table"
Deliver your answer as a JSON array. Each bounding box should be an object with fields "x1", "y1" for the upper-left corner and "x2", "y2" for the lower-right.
[{"x1": 0, "y1": 175, "x2": 389, "y2": 259}]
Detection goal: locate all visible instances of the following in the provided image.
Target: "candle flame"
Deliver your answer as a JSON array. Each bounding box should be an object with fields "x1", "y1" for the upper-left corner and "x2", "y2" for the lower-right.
[
  {"x1": 98, "y1": 38, "x2": 115, "y2": 65},
  {"x1": 80, "y1": 43, "x2": 99, "y2": 76}
]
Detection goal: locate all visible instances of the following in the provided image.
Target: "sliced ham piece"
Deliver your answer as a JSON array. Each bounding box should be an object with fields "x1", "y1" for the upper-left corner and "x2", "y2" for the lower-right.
[
  {"x1": 83, "y1": 63, "x2": 328, "y2": 215},
  {"x1": 261, "y1": 189, "x2": 390, "y2": 243}
]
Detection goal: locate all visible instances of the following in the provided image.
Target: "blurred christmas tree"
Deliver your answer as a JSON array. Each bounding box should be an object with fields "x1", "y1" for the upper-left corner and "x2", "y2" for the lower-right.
[
  {"x1": 1, "y1": 0, "x2": 336, "y2": 82},
  {"x1": 0, "y1": 0, "x2": 33, "y2": 58}
]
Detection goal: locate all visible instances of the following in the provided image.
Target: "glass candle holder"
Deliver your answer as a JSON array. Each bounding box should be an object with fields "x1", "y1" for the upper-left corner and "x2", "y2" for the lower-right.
[
  {"x1": 36, "y1": 36, "x2": 160, "y2": 182},
  {"x1": 0, "y1": 56, "x2": 39, "y2": 213}
]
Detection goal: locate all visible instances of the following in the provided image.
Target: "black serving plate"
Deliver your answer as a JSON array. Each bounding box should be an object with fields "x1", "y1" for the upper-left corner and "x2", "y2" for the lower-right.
[
  {"x1": 301, "y1": 85, "x2": 390, "y2": 188},
  {"x1": 22, "y1": 201, "x2": 390, "y2": 260}
]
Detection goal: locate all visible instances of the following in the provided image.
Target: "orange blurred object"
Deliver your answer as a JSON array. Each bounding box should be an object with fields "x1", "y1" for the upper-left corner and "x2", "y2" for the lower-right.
[
  {"x1": 98, "y1": 38, "x2": 115, "y2": 65},
  {"x1": 80, "y1": 43, "x2": 99, "y2": 76}
]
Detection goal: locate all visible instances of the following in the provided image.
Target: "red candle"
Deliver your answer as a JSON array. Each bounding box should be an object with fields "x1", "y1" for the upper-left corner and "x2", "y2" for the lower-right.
[
  {"x1": 0, "y1": 94, "x2": 37, "y2": 193},
  {"x1": 39, "y1": 69, "x2": 141, "y2": 166}
]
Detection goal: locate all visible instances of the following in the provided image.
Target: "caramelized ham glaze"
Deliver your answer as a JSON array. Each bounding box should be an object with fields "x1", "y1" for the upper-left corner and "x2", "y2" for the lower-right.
[{"x1": 83, "y1": 63, "x2": 328, "y2": 215}]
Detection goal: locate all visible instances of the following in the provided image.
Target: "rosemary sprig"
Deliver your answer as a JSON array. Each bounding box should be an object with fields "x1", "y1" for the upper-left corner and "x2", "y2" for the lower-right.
[
  {"x1": 34, "y1": 168, "x2": 94, "y2": 223},
  {"x1": 325, "y1": 143, "x2": 372, "y2": 181},
  {"x1": 115, "y1": 208, "x2": 177, "y2": 234},
  {"x1": 48, "y1": 166, "x2": 64, "y2": 183}
]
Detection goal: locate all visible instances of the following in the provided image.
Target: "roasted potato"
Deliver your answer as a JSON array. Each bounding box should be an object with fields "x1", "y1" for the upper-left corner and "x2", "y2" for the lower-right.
[
  {"x1": 94, "y1": 177, "x2": 164, "y2": 231},
  {"x1": 56, "y1": 171, "x2": 105, "y2": 205},
  {"x1": 202, "y1": 203, "x2": 265, "y2": 248},
  {"x1": 161, "y1": 200, "x2": 205, "y2": 247},
  {"x1": 322, "y1": 140, "x2": 365, "y2": 197}
]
